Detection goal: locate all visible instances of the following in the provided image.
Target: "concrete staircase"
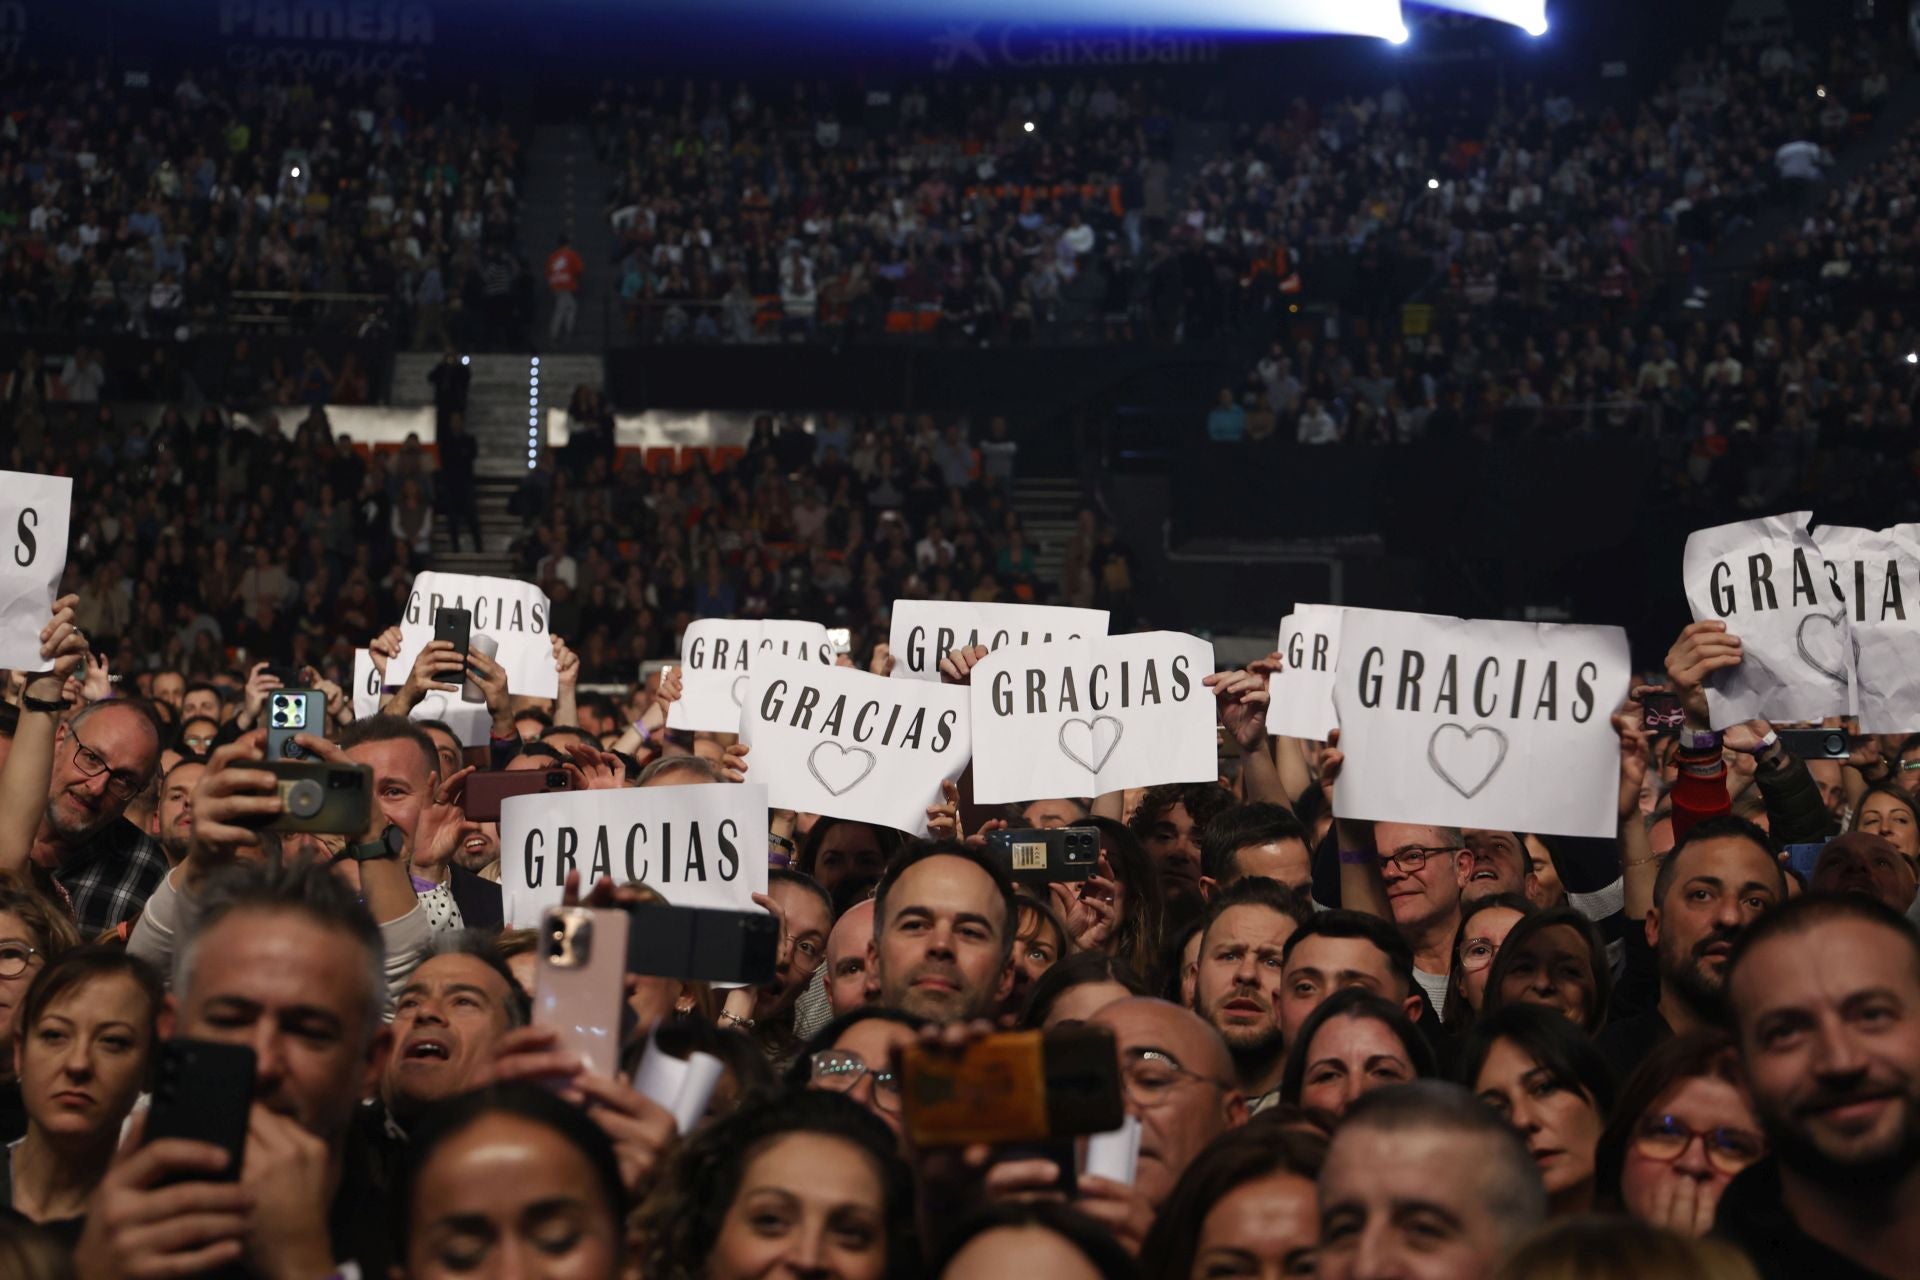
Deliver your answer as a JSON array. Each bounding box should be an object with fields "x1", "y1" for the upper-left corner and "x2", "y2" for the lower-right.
[
  {"x1": 390, "y1": 350, "x2": 604, "y2": 573},
  {"x1": 1012, "y1": 477, "x2": 1086, "y2": 593},
  {"x1": 522, "y1": 123, "x2": 617, "y2": 354}
]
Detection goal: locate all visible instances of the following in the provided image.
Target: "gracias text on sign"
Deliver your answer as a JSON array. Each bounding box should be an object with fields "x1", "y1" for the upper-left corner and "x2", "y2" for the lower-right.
[
  {"x1": 668, "y1": 619, "x2": 834, "y2": 733},
  {"x1": 887, "y1": 600, "x2": 1108, "y2": 682},
  {"x1": 388, "y1": 571, "x2": 558, "y2": 700}
]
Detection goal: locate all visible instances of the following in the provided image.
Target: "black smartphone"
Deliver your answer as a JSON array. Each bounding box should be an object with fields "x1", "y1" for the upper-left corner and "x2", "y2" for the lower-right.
[
  {"x1": 144, "y1": 1039, "x2": 256, "y2": 1182},
  {"x1": 263, "y1": 689, "x2": 325, "y2": 762},
  {"x1": 1641, "y1": 691, "x2": 1684, "y2": 732},
  {"x1": 434, "y1": 606, "x2": 473, "y2": 660},
  {"x1": 1778, "y1": 729, "x2": 1851, "y2": 760},
  {"x1": 984, "y1": 828, "x2": 1102, "y2": 885},
  {"x1": 246, "y1": 760, "x2": 373, "y2": 835},
  {"x1": 624, "y1": 902, "x2": 779, "y2": 985}
]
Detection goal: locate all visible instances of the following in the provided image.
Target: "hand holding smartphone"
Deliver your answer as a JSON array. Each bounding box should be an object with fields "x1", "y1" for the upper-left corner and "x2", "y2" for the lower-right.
[
  {"x1": 533, "y1": 906, "x2": 630, "y2": 1078},
  {"x1": 143, "y1": 1040, "x2": 255, "y2": 1183},
  {"x1": 898, "y1": 1025, "x2": 1123, "y2": 1149}
]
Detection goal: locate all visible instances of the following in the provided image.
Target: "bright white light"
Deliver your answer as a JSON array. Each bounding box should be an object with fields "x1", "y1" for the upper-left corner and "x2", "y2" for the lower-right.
[
  {"x1": 290, "y1": 166, "x2": 300, "y2": 178},
  {"x1": 1387, "y1": 23, "x2": 1409, "y2": 44},
  {"x1": 460, "y1": 355, "x2": 470, "y2": 365},
  {"x1": 530, "y1": 357, "x2": 540, "y2": 367},
  {"x1": 1023, "y1": 121, "x2": 1035, "y2": 133},
  {"x1": 1413, "y1": 0, "x2": 1549, "y2": 36},
  {"x1": 1427, "y1": 177, "x2": 1440, "y2": 190},
  {"x1": 1816, "y1": 86, "x2": 1827, "y2": 99},
  {"x1": 1906, "y1": 352, "x2": 1917, "y2": 365}
]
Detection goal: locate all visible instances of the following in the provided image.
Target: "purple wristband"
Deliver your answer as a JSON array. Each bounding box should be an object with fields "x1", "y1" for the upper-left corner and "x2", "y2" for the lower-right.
[{"x1": 1337, "y1": 850, "x2": 1376, "y2": 866}]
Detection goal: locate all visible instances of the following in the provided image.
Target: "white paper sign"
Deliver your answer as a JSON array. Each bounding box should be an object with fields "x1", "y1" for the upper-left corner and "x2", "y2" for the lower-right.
[
  {"x1": 739, "y1": 657, "x2": 969, "y2": 833},
  {"x1": 390, "y1": 572, "x2": 557, "y2": 700},
  {"x1": 1816, "y1": 524, "x2": 1920, "y2": 732},
  {"x1": 1331, "y1": 613, "x2": 1629, "y2": 839},
  {"x1": 352, "y1": 649, "x2": 489, "y2": 746},
  {"x1": 1684, "y1": 512, "x2": 1853, "y2": 726},
  {"x1": 888, "y1": 601, "x2": 1109, "y2": 682},
  {"x1": 1267, "y1": 606, "x2": 1342, "y2": 741},
  {"x1": 667, "y1": 619, "x2": 834, "y2": 733},
  {"x1": 499, "y1": 783, "x2": 771, "y2": 927},
  {"x1": 632, "y1": 1035, "x2": 726, "y2": 1136},
  {"x1": 0, "y1": 472, "x2": 71, "y2": 670},
  {"x1": 969, "y1": 632, "x2": 1217, "y2": 803},
  {"x1": 352, "y1": 649, "x2": 384, "y2": 720}
]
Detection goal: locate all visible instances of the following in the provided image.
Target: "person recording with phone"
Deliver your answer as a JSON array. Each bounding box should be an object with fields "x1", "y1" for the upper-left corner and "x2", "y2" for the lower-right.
[{"x1": 1, "y1": 948, "x2": 165, "y2": 1246}]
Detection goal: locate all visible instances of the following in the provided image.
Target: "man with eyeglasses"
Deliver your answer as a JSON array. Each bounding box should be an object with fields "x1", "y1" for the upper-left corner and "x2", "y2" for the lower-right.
[
  {"x1": 1718, "y1": 894, "x2": 1920, "y2": 1279},
  {"x1": 1341, "y1": 821, "x2": 1468, "y2": 1019},
  {"x1": 983, "y1": 996, "x2": 1246, "y2": 1253},
  {"x1": 22, "y1": 701, "x2": 165, "y2": 935}
]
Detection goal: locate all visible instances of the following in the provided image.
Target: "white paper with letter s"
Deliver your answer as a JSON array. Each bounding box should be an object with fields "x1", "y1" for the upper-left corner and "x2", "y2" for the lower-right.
[
  {"x1": 668, "y1": 619, "x2": 834, "y2": 733},
  {"x1": 1683, "y1": 512, "x2": 1853, "y2": 726},
  {"x1": 969, "y1": 631, "x2": 1217, "y2": 803},
  {"x1": 0, "y1": 471, "x2": 71, "y2": 670},
  {"x1": 739, "y1": 657, "x2": 969, "y2": 834},
  {"x1": 887, "y1": 600, "x2": 1109, "y2": 682},
  {"x1": 1266, "y1": 605, "x2": 1342, "y2": 741},
  {"x1": 1331, "y1": 613, "x2": 1629, "y2": 839},
  {"x1": 1817, "y1": 523, "x2": 1920, "y2": 732},
  {"x1": 499, "y1": 783, "x2": 770, "y2": 927},
  {"x1": 389, "y1": 571, "x2": 557, "y2": 699}
]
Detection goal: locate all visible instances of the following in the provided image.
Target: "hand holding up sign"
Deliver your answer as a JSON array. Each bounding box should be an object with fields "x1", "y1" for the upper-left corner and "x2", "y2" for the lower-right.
[{"x1": 1665, "y1": 621, "x2": 1743, "y2": 729}]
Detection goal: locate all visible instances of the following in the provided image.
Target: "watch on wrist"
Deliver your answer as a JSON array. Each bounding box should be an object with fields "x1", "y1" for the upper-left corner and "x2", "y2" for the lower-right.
[{"x1": 345, "y1": 824, "x2": 405, "y2": 863}]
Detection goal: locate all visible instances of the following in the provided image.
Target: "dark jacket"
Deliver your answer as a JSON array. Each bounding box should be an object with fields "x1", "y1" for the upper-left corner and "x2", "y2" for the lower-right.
[
  {"x1": 449, "y1": 862, "x2": 503, "y2": 929},
  {"x1": 1715, "y1": 1157, "x2": 1902, "y2": 1280}
]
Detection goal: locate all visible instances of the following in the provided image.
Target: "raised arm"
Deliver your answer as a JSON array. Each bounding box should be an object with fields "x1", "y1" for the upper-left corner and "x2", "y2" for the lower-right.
[{"x1": 0, "y1": 596, "x2": 86, "y2": 879}]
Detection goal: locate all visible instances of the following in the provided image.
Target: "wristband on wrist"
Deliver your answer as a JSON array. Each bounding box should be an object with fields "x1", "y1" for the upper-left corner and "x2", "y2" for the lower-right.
[
  {"x1": 630, "y1": 721, "x2": 653, "y2": 744},
  {"x1": 1732, "y1": 730, "x2": 1779, "y2": 756},
  {"x1": 20, "y1": 692, "x2": 69, "y2": 714},
  {"x1": 1337, "y1": 850, "x2": 1377, "y2": 866},
  {"x1": 1679, "y1": 727, "x2": 1722, "y2": 752}
]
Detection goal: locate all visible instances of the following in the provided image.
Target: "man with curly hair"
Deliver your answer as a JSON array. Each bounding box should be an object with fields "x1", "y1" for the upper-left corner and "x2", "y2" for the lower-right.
[{"x1": 1131, "y1": 782, "x2": 1235, "y2": 931}]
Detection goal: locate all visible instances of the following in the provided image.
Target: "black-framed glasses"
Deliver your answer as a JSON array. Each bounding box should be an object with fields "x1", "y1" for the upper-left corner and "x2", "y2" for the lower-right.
[
  {"x1": 809, "y1": 1049, "x2": 902, "y2": 1113},
  {"x1": 1120, "y1": 1047, "x2": 1226, "y2": 1110},
  {"x1": 70, "y1": 729, "x2": 144, "y2": 801},
  {"x1": 1381, "y1": 846, "x2": 1460, "y2": 875},
  {"x1": 0, "y1": 941, "x2": 41, "y2": 980},
  {"x1": 1633, "y1": 1115, "x2": 1765, "y2": 1176}
]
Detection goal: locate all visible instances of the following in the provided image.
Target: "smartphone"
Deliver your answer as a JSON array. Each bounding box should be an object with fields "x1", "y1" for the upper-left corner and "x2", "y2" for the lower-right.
[
  {"x1": 264, "y1": 689, "x2": 325, "y2": 762},
  {"x1": 625, "y1": 902, "x2": 778, "y2": 985},
  {"x1": 263, "y1": 664, "x2": 303, "y2": 689},
  {"x1": 533, "y1": 906, "x2": 631, "y2": 1077},
  {"x1": 1784, "y1": 842, "x2": 1826, "y2": 879},
  {"x1": 434, "y1": 606, "x2": 473, "y2": 659},
  {"x1": 144, "y1": 1039, "x2": 255, "y2": 1182},
  {"x1": 243, "y1": 760, "x2": 373, "y2": 835},
  {"x1": 464, "y1": 768, "x2": 576, "y2": 823},
  {"x1": 1641, "y1": 691, "x2": 1685, "y2": 732},
  {"x1": 1778, "y1": 729, "x2": 1851, "y2": 760},
  {"x1": 898, "y1": 1024, "x2": 1123, "y2": 1148},
  {"x1": 984, "y1": 828, "x2": 1102, "y2": 885}
]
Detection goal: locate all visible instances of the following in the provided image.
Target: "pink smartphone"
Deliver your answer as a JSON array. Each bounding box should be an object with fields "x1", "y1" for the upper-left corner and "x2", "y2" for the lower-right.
[{"x1": 532, "y1": 906, "x2": 630, "y2": 1077}]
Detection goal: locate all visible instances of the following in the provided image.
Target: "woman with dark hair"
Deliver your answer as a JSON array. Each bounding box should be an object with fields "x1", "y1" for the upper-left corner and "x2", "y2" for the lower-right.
[
  {"x1": 1018, "y1": 952, "x2": 1149, "y2": 1030},
  {"x1": 785, "y1": 1007, "x2": 930, "y2": 1146},
  {"x1": 1006, "y1": 892, "x2": 1072, "y2": 1017},
  {"x1": 1442, "y1": 893, "x2": 1533, "y2": 1034},
  {"x1": 396, "y1": 1083, "x2": 635, "y2": 1279},
  {"x1": 798, "y1": 818, "x2": 902, "y2": 897},
  {"x1": 0, "y1": 888, "x2": 83, "y2": 1143},
  {"x1": 1593, "y1": 1030, "x2": 1765, "y2": 1237},
  {"x1": 1071, "y1": 816, "x2": 1164, "y2": 979},
  {"x1": 3, "y1": 949, "x2": 166, "y2": 1244},
  {"x1": 937, "y1": 1202, "x2": 1143, "y2": 1279},
  {"x1": 1851, "y1": 783, "x2": 1919, "y2": 860},
  {"x1": 635, "y1": 1090, "x2": 916, "y2": 1280},
  {"x1": 1279, "y1": 988, "x2": 1435, "y2": 1120},
  {"x1": 1481, "y1": 906, "x2": 1613, "y2": 1033},
  {"x1": 1458, "y1": 1004, "x2": 1616, "y2": 1217},
  {"x1": 1139, "y1": 1115, "x2": 1327, "y2": 1279}
]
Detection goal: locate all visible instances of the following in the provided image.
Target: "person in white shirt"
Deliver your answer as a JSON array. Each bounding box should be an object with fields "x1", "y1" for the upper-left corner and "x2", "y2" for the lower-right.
[{"x1": 1297, "y1": 398, "x2": 1340, "y2": 445}]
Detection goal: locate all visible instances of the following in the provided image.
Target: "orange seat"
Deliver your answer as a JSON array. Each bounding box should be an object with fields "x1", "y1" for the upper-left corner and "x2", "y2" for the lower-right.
[{"x1": 709, "y1": 445, "x2": 745, "y2": 472}]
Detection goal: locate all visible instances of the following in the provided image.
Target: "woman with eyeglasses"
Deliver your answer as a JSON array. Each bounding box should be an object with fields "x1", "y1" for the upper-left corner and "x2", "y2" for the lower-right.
[
  {"x1": 1592, "y1": 1030, "x2": 1766, "y2": 1237},
  {"x1": 1458, "y1": 1004, "x2": 1616, "y2": 1218},
  {"x1": 720, "y1": 870, "x2": 833, "y2": 1072},
  {"x1": 1441, "y1": 893, "x2": 1532, "y2": 1035},
  {"x1": 2, "y1": 948, "x2": 165, "y2": 1245},
  {"x1": 787, "y1": 1008, "x2": 930, "y2": 1149},
  {"x1": 0, "y1": 888, "x2": 83, "y2": 1144}
]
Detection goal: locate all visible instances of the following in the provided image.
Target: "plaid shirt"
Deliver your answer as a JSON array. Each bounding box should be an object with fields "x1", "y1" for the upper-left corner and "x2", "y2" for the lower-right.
[{"x1": 49, "y1": 818, "x2": 168, "y2": 938}]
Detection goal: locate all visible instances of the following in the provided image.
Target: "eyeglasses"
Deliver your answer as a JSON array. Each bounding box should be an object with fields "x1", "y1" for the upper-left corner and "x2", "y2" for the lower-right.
[
  {"x1": 809, "y1": 1050, "x2": 902, "y2": 1113},
  {"x1": 785, "y1": 934, "x2": 825, "y2": 973},
  {"x1": 0, "y1": 942, "x2": 42, "y2": 980},
  {"x1": 1120, "y1": 1047, "x2": 1227, "y2": 1110},
  {"x1": 70, "y1": 729, "x2": 144, "y2": 802},
  {"x1": 1460, "y1": 937, "x2": 1504, "y2": 972},
  {"x1": 182, "y1": 734, "x2": 215, "y2": 749},
  {"x1": 1381, "y1": 846, "x2": 1460, "y2": 875},
  {"x1": 1633, "y1": 1115, "x2": 1765, "y2": 1176}
]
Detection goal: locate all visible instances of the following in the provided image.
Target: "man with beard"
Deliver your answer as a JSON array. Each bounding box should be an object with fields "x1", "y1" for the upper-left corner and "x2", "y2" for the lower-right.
[
  {"x1": 18, "y1": 700, "x2": 165, "y2": 934},
  {"x1": 1718, "y1": 894, "x2": 1920, "y2": 1278},
  {"x1": 148, "y1": 759, "x2": 204, "y2": 868},
  {"x1": 1596, "y1": 815, "x2": 1784, "y2": 1077},
  {"x1": 1191, "y1": 877, "x2": 1313, "y2": 1111},
  {"x1": 869, "y1": 840, "x2": 1016, "y2": 1024}
]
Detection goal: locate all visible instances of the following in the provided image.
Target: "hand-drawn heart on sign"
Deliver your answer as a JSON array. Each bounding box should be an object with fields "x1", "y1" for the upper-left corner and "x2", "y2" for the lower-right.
[
  {"x1": 1058, "y1": 715, "x2": 1124, "y2": 774},
  {"x1": 730, "y1": 675, "x2": 750, "y2": 707},
  {"x1": 1427, "y1": 723, "x2": 1509, "y2": 799},
  {"x1": 808, "y1": 742, "x2": 877, "y2": 796},
  {"x1": 1795, "y1": 610, "x2": 1858, "y2": 686}
]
